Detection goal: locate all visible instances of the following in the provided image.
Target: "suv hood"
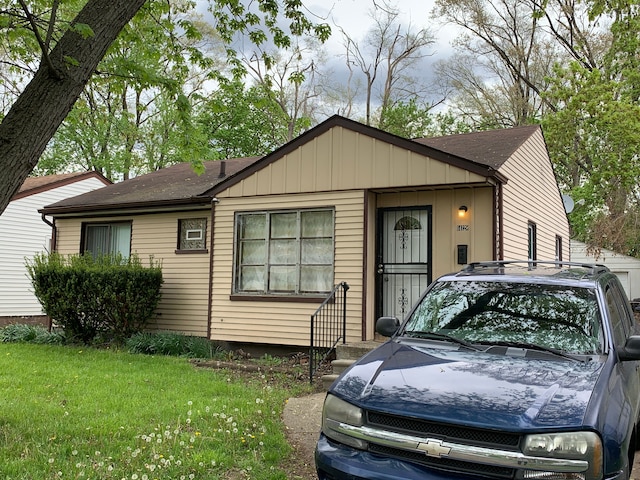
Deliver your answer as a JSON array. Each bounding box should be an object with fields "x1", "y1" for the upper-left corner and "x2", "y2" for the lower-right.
[{"x1": 330, "y1": 341, "x2": 605, "y2": 430}]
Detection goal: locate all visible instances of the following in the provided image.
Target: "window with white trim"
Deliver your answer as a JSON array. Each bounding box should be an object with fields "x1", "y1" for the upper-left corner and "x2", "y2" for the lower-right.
[
  {"x1": 234, "y1": 209, "x2": 335, "y2": 295},
  {"x1": 82, "y1": 222, "x2": 131, "y2": 259},
  {"x1": 178, "y1": 218, "x2": 207, "y2": 251}
]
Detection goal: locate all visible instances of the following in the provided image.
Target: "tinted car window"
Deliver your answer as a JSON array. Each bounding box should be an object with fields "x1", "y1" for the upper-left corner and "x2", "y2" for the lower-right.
[
  {"x1": 607, "y1": 285, "x2": 632, "y2": 348},
  {"x1": 404, "y1": 280, "x2": 602, "y2": 354}
]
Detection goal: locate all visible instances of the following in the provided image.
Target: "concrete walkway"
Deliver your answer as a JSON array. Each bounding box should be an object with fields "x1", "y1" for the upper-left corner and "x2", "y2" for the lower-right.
[{"x1": 282, "y1": 392, "x2": 325, "y2": 475}]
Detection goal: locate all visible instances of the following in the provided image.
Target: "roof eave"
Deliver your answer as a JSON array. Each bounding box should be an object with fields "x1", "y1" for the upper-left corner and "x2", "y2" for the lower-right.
[{"x1": 41, "y1": 196, "x2": 213, "y2": 217}]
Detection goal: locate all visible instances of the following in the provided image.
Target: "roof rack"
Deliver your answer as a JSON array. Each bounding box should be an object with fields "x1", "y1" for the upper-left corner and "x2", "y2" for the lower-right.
[{"x1": 462, "y1": 260, "x2": 610, "y2": 275}]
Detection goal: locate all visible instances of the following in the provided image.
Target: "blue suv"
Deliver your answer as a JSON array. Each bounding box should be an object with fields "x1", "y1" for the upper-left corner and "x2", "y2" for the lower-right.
[{"x1": 315, "y1": 261, "x2": 640, "y2": 480}]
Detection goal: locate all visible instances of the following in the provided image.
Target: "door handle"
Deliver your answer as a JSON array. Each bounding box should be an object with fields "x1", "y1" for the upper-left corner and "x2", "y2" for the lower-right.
[{"x1": 377, "y1": 264, "x2": 384, "y2": 274}]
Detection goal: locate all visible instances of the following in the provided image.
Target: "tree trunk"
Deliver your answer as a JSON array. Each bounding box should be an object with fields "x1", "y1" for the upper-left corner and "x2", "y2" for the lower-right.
[{"x1": 0, "y1": 0, "x2": 147, "y2": 215}]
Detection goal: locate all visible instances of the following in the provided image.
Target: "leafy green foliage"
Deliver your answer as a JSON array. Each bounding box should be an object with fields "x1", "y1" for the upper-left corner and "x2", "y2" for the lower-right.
[
  {"x1": 197, "y1": 78, "x2": 295, "y2": 158},
  {"x1": 126, "y1": 331, "x2": 224, "y2": 358},
  {"x1": 26, "y1": 253, "x2": 163, "y2": 344},
  {"x1": 541, "y1": 1, "x2": 640, "y2": 256},
  {"x1": 0, "y1": 324, "x2": 65, "y2": 344},
  {"x1": 377, "y1": 99, "x2": 474, "y2": 138}
]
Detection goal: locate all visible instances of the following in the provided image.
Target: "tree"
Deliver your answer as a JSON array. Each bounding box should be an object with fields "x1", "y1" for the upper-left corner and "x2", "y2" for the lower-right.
[
  {"x1": 541, "y1": 4, "x2": 640, "y2": 256},
  {"x1": 433, "y1": 0, "x2": 610, "y2": 127},
  {"x1": 0, "y1": 0, "x2": 147, "y2": 215},
  {"x1": 197, "y1": 78, "x2": 292, "y2": 158},
  {"x1": 240, "y1": 39, "x2": 326, "y2": 142},
  {"x1": 379, "y1": 99, "x2": 472, "y2": 138},
  {"x1": 35, "y1": 2, "x2": 220, "y2": 181},
  {"x1": 0, "y1": 0, "x2": 331, "y2": 215},
  {"x1": 339, "y1": 0, "x2": 435, "y2": 126}
]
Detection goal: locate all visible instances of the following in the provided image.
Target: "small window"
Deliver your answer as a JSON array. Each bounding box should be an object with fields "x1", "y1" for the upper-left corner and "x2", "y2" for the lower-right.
[
  {"x1": 528, "y1": 222, "x2": 537, "y2": 262},
  {"x1": 178, "y1": 218, "x2": 207, "y2": 251},
  {"x1": 555, "y1": 235, "x2": 563, "y2": 261},
  {"x1": 82, "y1": 222, "x2": 131, "y2": 259},
  {"x1": 234, "y1": 208, "x2": 335, "y2": 295}
]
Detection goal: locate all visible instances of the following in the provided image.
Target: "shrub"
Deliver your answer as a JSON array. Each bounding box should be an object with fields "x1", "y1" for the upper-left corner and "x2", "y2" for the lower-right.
[
  {"x1": 26, "y1": 253, "x2": 163, "y2": 344},
  {"x1": 0, "y1": 324, "x2": 65, "y2": 345},
  {"x1": 126, "y1": 331, "x2": 223, "y2": 358}
]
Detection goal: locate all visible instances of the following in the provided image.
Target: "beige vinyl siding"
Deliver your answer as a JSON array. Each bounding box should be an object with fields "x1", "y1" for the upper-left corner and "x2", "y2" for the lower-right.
[
  {"x1": 501, "y1": 130, "x2": 569, "y2": 260},
  {"x1": 376, "y1": 187, "x2": 494, "y2": 278},
  {"x1": 210, "y1": 191, "x2": 364, "y2": 346},
  {"x1": 218, "y1": 126, "x2": 488, "y2": 198},
  {"x1": 55, "y1": 211, "x2": 211, "y2": 337}
]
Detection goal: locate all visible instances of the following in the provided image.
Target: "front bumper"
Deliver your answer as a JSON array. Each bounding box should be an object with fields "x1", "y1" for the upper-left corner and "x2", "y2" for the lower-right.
[
  {"x1": 315, "y1": 434, "x2": 477, "y2": 480},
  {"x1": 315, "y1": 434, "x2": 626, "y2": 480}
]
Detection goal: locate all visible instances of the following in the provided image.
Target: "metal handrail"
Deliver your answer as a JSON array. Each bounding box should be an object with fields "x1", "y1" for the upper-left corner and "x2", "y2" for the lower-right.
[{"x1": 309, "y1": 282, "x2": 349, "y2": 383}]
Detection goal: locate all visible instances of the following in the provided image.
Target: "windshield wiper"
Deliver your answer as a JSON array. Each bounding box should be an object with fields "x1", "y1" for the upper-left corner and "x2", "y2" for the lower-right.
[
  {"x1": 403, "y1": 331, "x2": 481, "y2": 351},
  {"x1": 479, "y1": 340, "x2": 579, "y2": 361}
]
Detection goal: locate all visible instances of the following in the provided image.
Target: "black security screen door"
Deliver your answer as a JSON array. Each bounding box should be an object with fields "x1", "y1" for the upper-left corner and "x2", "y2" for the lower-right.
[{"x1": 377, "y1": 207, "x2": 432, "y2": 320}]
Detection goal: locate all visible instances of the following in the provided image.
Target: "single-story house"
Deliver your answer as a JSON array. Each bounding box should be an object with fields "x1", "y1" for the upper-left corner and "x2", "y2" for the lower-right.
[
  {"x1": 40, "y1": 115, "x2": 569, "y2": 349},
  {"x1": 570, "y1": 240, "x2": 640, "y2": 301},
  {"x1": 0, "y1": 172, "x2": 111, "y2": 324}
]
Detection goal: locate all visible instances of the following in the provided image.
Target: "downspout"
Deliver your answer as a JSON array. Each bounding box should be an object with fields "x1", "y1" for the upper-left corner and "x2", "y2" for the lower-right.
[
  {"x1": 496, "y1": 183, "x2": 504, "y2": 260},
  {"x1": 40, "y1": 213, "x2": 56, "y2": 252},
  {"x1": 206, "y1": 197, "x2": 220, "y2": 340}
]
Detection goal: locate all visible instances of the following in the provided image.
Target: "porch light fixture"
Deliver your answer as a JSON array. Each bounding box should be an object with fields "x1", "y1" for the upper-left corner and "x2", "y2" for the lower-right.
[{"x1": 458, "y1": 205, "x2": 468, "y2": 218}]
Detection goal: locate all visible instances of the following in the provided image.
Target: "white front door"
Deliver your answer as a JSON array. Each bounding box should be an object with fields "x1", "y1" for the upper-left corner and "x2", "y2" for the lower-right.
[{"x1": 378, "y1": 207, "x2": 432, "y2": 321}]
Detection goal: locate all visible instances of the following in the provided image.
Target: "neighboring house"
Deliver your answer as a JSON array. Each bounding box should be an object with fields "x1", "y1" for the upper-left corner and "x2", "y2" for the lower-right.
[
  {"x1": 0, "y1": 172, "x2": 111, "y2": 323},
  {"x1": 570, "y1": 240, "x2": 640, "y2": 301},
  {"x1": 40, "y1": 116, "x2": 569, "y2": 349}
]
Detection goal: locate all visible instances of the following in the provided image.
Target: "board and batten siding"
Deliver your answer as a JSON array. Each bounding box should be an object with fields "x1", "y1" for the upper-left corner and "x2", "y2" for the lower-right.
[
  {"x1": 210, "y1": 191, "x2": 365, "y2": 346},
  {"x1": 0, "y1": 178, "x2": 107, "y2": 317},
  {"x1": 500, "y1": 130, "x2": 569, "y2": 261},
  {"x1": 55, "y1": 210, "x2": 211, "y2": 336},
  {"x1": 219, "y1": 126, "x2": 488, "y2": 197}
]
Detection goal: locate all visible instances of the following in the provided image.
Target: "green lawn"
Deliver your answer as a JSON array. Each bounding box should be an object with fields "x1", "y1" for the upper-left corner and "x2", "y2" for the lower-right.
[{"x1": 0, "y1": 343, "x2": 312, "y2": 479}]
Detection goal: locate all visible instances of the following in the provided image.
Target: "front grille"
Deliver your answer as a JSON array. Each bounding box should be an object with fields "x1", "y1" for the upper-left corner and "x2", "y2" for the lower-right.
[
  {"x1": 368, "y1": 411, "x2": 521, "y2": 448},
  {"x1": 366, "y1": 411, "x2": 521, "y2": 478}
]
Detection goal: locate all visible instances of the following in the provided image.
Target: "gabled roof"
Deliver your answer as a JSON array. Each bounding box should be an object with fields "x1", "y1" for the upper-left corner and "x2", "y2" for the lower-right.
[
  {"x1": 42, "y1": 116, "x2": 543, "y2": 216},
  {"x1": 13, "y1": 171, "x2": 111, "y2": 201},
  {"x1": 42, "y1": 157, "x2": 262, "y2": 215},
  {"x1": 202, "y1": 115, "x2": 521, "y2": 197}
]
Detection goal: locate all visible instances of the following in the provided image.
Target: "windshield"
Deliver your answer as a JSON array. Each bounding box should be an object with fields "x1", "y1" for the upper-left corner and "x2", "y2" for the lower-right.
[{"x1": 403, "y1": 280, "x2": 603, "y2": 355}]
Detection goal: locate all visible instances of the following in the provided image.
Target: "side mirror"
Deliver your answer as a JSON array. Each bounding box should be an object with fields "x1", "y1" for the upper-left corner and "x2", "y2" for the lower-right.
[
  {"x1": 376, "y1": 316, "x2": 400, "y2": 337},
  {"x1": 619, "y1": 335, "x2": 640, "y2": 361}
]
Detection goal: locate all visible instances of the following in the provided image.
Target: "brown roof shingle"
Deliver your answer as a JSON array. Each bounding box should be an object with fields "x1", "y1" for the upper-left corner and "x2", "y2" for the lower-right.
[
  {"x1": 414, "y1": 125, "x2": 540, "y2": 169},
  {"x1": 42, "y1": 157, "x2": 261, "y2": 214}
]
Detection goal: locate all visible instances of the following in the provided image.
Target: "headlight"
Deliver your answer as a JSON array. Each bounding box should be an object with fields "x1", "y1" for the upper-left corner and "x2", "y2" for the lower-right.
[
  {"x1": 521, "y1": 432, "x2": 603, "y2": 480},
  {"x1": 321, "y1": 394, "x2": 367, "y2": 450}
]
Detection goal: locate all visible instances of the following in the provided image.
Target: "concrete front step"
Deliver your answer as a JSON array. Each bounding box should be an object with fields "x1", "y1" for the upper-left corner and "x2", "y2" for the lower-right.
[
  {"x1": 335, "y1": 340, "x2": 383, "y2": 361},
  {"x1": 321, "y1": 373, "x2": 339, "y2": 390},
  {"x1": 320, "y1": 340, "x2": 385, "y2": 390},
  {"x1": 331, "y1": 358, "x2": 356, "y2": 375}
]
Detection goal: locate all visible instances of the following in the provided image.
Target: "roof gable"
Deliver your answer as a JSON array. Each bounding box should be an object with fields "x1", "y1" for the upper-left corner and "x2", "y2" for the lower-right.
[
  {"x1": 13, "y1": 172, "x2": 111, "y2": 201},
  {"x1": 206, "y1": 116, "x2": 521, "y2": 196}
]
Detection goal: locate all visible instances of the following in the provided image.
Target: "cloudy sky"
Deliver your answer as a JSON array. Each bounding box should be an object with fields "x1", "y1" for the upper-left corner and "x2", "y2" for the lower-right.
[{"x1": 304, "y1": 0, "x2": 458, "y2": 111}]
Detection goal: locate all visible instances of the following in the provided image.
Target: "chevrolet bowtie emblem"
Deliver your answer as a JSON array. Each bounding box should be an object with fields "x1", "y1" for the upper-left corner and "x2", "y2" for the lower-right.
[{"x1": 417, "y1": 439, "x2": 451, "y2": 458}]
